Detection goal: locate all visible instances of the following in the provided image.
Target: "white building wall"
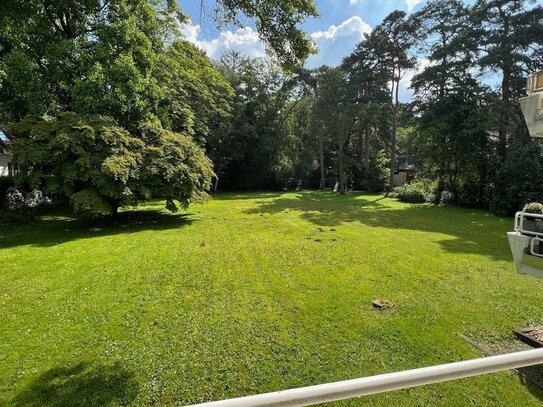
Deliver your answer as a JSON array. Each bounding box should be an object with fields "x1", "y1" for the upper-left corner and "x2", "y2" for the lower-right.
[
  {"x1": 0, "y1": 155, "x2": 13, "y2": 176},
  {"x1": 392, "y1": 172, "x2": 407, "y2": 187}
]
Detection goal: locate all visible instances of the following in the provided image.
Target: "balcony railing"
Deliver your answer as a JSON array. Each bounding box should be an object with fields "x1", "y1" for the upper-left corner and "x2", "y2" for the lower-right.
[{"x1": 187, "y1": 348, "x2": 543, "y2": 407}]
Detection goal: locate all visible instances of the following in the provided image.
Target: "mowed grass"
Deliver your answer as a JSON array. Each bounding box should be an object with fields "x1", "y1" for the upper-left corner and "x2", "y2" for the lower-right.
[{"x1": 1, "y1": 191, "x2": 543, "y2": 406}]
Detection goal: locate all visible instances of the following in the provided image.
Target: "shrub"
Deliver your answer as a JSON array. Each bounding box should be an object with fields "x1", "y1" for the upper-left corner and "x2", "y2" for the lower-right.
[
  {"x1": 393, "y1": 179, "x2": 437, "y2": 204},
  {"x1": 439, "y1": 190, "x2": 455, "y2": 206},
  {"x1": 522, "y1": 202, "x2": 543, "y2": 214},
  {"x1": 394, "y1": 184, "x2": 425, "y2": 203},
  {"x1": 6, "y1": 188, "x2": 50, "y2": 211},
  {"x1": 0, "y1": 176, "x2": 15, "y2": 208}
]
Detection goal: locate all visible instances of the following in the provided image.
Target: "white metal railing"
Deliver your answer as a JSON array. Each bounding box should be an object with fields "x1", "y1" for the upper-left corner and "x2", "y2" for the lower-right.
[
  {"x1": 514, "y1": 211, "x2": 543, "y2": 237},
  {"x1": 530, "y1": 237, "x2": 543, "y2": 258},
  {"x1": 187, "y1": 348, "x2": 543, "y2": 407}
]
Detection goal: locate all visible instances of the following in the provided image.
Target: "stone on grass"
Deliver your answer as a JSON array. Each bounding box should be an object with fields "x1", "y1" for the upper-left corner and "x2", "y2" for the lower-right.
[{"x1": 372, "y1": 299, "x2": 396, "y2": 310}]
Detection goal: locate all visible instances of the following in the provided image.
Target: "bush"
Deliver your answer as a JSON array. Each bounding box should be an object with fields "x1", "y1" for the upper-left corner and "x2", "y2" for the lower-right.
[
  {"x1": 0, "y1": 188, "x2": 52, "y2": 234},
  {"x1": 0, "y1": 176, "x2": 15, "y2": 208},
  {"x1": 6, "y1": 188, "x2": 51, "y2": 211},
  {"x1": 439, "y1": 190, "x2": 454, "y2": 206},
  {"x1": 393, "y1": 179, "x2": 437, "y2": 204},
  {"x1": 522, "y1": 202, "x2": 543, "y2": 214}
]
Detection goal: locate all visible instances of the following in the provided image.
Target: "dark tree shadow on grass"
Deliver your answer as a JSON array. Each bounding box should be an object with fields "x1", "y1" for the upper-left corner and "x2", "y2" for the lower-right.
[
  {"x1": 242, "y1": 191, "x2": 512, "y2": 261},
  {"x1": 10, "y1": 362, "x2": 138, "y2": 407},
  {"x1": 211, "y1": 191, "x2": 285, "y2": 201},
  {"x1": 0, "y1": 208, "x2": 195, "y2": 249}
]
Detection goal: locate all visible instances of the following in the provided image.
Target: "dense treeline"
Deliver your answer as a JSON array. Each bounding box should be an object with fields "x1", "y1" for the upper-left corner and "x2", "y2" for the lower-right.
[
  {"x1": 0, "y1": 0, "x2": 542, "y2": 217},
  {"x1": 210, "y1": 0, "x2": 543, "y2": 216},
  {"x1": 0, "y1": 0, "x2": 317, "y2": 216}
]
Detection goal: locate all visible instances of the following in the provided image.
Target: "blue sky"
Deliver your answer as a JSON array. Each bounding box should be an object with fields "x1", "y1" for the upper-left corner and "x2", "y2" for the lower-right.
[
  {"x1": 177, "y1": 0, "x2": 479, "y2": 100},
  {"x1": 179, "y1": 1, "x2": 429, "y2": 65}
]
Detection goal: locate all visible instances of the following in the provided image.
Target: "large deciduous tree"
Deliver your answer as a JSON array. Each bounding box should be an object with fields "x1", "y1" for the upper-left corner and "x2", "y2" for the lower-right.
[
  {"x1": 0, "y1": 0, "x2": 318, "y2": 215},
  {"x1": 9, "y1": 113, "x2": 214, "y2": 216}
]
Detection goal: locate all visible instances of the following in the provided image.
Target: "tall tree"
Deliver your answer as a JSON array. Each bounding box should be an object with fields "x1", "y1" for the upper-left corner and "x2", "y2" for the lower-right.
[
  {"x1": 215, "y1": 56, "x2": 312, "y2": 189},
  {"x1": 370, "y1": 11, "x2": 417, "y2": 191},
  {"x1": 312, "y1": 67, "x2": 361, "y2": 193},
  {"x1": 409, "y1": 0, "x2": 493, "y2": 203},
  {"x1": 343, "y1": 35, "x2": 391, "y2": 190},
  {"x1": 472, "y1": 0, "x2": 543, "y2": 160}
]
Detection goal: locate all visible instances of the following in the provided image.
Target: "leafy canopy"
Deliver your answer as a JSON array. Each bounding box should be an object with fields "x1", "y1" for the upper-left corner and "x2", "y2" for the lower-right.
[{"x1": 9, "y1": 113, "x2": 214, "y2": 216}]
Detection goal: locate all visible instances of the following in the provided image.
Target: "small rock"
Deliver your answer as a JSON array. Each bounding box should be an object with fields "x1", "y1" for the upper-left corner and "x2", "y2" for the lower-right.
[
  {"x1": 199, "y1": 242, "x2": 206, "y2": 247},
  {"x1": 330, "y1": 228, "x2": 336, "y2": 232},
  {"x1": 317, "y1": 227, "x2": 324, "y2": 232},
  {"x1": 314, "y1": 239, "x2": 322, "y2": 242},
  {"x1": 372, "y1": 299, "x2": 396, "y2": 310},
  {"x1": 332, "y1": 238, "x2": 337, "y2": 242}
]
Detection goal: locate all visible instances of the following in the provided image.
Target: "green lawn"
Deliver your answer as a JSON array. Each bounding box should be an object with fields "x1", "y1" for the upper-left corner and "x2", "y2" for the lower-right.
[{"x1": 1, "y1": 191, "x2": 543, "y2": 406}]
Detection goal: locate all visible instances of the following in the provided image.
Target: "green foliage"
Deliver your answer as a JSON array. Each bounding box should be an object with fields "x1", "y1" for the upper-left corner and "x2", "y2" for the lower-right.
[
  {"x1": 0, "y1": 176, "x2": 15, "y2": 208},
  {"x1": 0, "y1": 0, "x2": 183, "y2": 126},
  {"x1": 216, "y1": 55, "x2": 313, "y2": 190},
  {"x1": 70, "y1": 189, "x2": 113, "y2": 216},
  {"x1": 491, "y1": 139, "x2": 543, "y2": 215},
  {"x1": 393, "y1": 179, "x2": 437, "y2": 203},
  {"x1": 356, "y1": 150, "x2": 390, "y2": 192},
  {"x1": 138, "y1": 123, "x2": 214, "y2": 210},
  {"x1": 214, "y1": 0, "x2": 319, "y2": 70},
  {"x1": 471, "y1": 0, "x2": 543, "y2": 157},
  {"x1": 10, "y1": 113, "x2": 214, "y2": 216},
  {"x1": 156, "y1": 40, "x2": 233, "y2": 142}
]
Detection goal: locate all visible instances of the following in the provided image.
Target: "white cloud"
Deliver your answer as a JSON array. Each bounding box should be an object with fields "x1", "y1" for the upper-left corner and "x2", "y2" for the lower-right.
[
  {"x1": 306, "y1": 16, "x2": 372, "y2": 68},
  {"x1": 180, "y1": 23, "x2": 267, "y2": 60},
  {"x1": 406, "y1": 0, "x2": 423, "y2": 12},
  {"x1": 311, "y1": 16, "x2": 372, "y2": 42},
  {"x1": 179, "y1": 23, "x2": 199, "y2": 43},
  {"x1": 180, "y1": 17, "x2": 373, "y2": 68}
]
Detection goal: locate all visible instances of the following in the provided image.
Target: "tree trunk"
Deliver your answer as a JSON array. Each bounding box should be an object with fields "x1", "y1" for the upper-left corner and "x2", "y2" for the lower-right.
[
  {"x1": 111, "y1": 203, "x2": 119, "y2": 219},
  {"x1": 319, "y1": 134, "x2": 325, "y2": 189},
  {"x1": 364, "y1": 126, "x2": 370, "y2": 190},
  {"x1": 338, "y1": 146, "x2": 346, "y2": 194},
  {"x1": 388, "y1": 75, "x2": 399, "y2": 192},
  {"x1": 498, "y1": 62, "x2": 511, "y2": 161}
]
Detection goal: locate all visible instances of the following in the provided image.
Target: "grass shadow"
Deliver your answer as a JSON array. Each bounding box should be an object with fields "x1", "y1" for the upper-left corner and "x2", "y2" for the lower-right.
[
  {"x1": 0, "y1": 207, "x2": 195, "y2": 249},
  {"x1": 211, "y1": 191, "x2": 286, "y2": 201},
  {"x1": 10, "y1": 362, "x2": 138, "y2": 407},
  {"x1": 242, "y1": 190, "x2": 511, "y2": 261}
]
